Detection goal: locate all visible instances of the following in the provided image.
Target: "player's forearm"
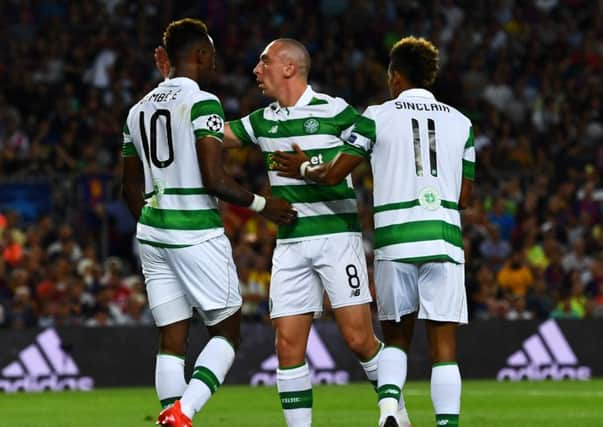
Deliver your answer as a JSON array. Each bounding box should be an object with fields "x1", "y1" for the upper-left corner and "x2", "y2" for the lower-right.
[
  {"x1": 305, "y1": 153, "x2": 362, "y2": 185},
  {"x1": 305, "y1": 163, "x2": 338, "y2": 185},
  {"x1": 204, "y1": 174, "x2": 254, "y2": 207},
  {"x1": 122, "y1": 184, "x2": 145, "y2": 220},
  {"x1": 223, "y1": 123, "x2": 243, "y2": 149}
]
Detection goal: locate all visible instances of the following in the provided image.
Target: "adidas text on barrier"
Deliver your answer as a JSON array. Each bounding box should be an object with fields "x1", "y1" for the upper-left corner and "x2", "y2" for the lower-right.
[
  {"x1": 0, "y1": 328, "x2": 94, "y2": 392},
  {"x1": 497, "y1": 320, "x2": 591, "y2": 381}
]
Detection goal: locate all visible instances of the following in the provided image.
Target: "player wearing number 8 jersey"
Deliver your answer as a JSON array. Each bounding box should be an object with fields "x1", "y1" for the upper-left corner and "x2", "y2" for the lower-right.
[
  {"x1": 121, "y1": 19, "x2": 295, "y2": 427},
  {"x1": 275, "y1": 36, "x2": 474, "y2": 427},
  {"x1": 222, "y1": 39, "x2": 390, "y2": 427}
]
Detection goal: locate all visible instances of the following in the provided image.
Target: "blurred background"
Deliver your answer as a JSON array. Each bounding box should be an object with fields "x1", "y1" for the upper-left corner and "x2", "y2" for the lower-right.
[{"x1": 0, "y1": 0, "x2": 602, "y2": 330}]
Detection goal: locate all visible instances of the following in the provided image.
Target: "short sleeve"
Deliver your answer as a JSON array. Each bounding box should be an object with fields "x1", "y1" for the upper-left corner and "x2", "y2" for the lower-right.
[
  {"x1": 331, "y1": 98, "x2": 361, "y2": 140},
  {"x1": 462, "y1": 126, "x2": 476, "y2": 181},
  {"x1": 191, "y1": 98, "x2": 225, "y2": 141},
  {"x1": 121, "y1": 121, "x2": 137, "y2": 157},
  {"x1": 229, "y1": 111, "x2": 259, "y2": 146},
  {"x1": 340, "y1": 107, "x2": 377, "y2": 159}
]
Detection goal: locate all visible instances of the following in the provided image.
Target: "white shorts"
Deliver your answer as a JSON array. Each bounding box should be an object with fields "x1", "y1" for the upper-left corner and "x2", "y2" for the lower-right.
[
  {"x1": 375, "y1": 260, "x2": 467, "y2": 324},
  {"x1": 269, "y1": 234, "x2": 372, "y2": 319},
  {"x1": 139, "y1": 234, "x2": 242, "y2": 327}
]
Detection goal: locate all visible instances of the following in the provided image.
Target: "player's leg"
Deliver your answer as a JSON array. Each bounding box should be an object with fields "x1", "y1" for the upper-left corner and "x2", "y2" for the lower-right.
[
  {"x1": 140, "y1": 243, "x2": 191, "y2": 409},
  {"x1": 176, "y1": 309, "x2": 241, "y2": 422},
  {"x1": 159, "y1": 235, "x2": 242, "y2": 424},
  {"x1": 314, "y1": 235, "x2": 381, "y2": 383},
  {"x1": 332, "y1": 304, "x2": 381, "y2": 384},
  {"x1": 380, "y1": 314, "x2": 416, "y2": 426},
  {"x1": 374, "y1": 260, "x2": 420, "y2": 427},
  {"x1": 270, "y1": 241, "x2": 322, "y2": 427},
  {"x1": 418, "y1": 262, "x2": 467, "y2": 427},
  {"x1": 273, "y1": 314, "x2": 314, "y2": 427}
]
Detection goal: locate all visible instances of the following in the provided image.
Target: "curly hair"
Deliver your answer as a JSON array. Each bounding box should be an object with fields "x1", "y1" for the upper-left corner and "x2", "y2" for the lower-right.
[
  {"x1": 389, "y1": 36, "x2": 439, "y2": 89},
  {"x1": 162, "y1": 18, "x2": 209, "y2": 63}
]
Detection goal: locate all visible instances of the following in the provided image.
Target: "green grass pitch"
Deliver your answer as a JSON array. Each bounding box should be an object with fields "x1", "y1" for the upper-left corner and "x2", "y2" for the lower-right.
[{"x1": 4, "y1": 380, "x2": 602, "y2": 426}]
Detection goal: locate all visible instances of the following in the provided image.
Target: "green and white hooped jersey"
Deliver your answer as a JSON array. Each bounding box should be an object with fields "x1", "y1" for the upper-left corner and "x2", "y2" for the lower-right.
[
  {"x1": 122, "y1": 77, "x2": 225, "y2": 247},
  {"x1": 230, "y1": 86, "x2": 362, "y2": 243},
  {"x1": 342, "y1": 88, "x2": 475, "y2": 264}
]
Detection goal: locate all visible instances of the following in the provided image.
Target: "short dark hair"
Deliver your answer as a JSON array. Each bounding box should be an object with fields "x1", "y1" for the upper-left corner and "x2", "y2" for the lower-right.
[
  {"x1": 163, "y1": 18, "x2": 209, "y2": 63},
  {"x1": 389, "y1": 36, "x2": 439, "y2": 88}
]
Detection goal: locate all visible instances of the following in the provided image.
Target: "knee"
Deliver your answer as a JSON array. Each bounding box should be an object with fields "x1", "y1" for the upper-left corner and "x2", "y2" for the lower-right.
[
  {"x1": 275, "y1": 332, "x2": 305, "y2": 365},
  {"x1": 343, "y1": 330, "x2": 376, "y2": 359}
]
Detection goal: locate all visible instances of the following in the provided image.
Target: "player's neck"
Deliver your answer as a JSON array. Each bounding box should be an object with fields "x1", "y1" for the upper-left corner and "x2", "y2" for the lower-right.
[
  {"x1": 276, "y1": 81, "x2": 307, "y2": 108},
  {"x1": 171, "y1": 66, "x2": 201, "y2": 86},
  {"x1": 392, "y1": 83, "x2": 415, "y2": 98}
]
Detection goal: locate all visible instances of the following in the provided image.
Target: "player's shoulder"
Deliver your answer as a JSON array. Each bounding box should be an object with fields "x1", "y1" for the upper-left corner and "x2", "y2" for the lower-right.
[
  {"x1": 189, "y1": 88, "x2": 222, "y2": 106},
  {"x1": 436, "y1": 99, "x2": 472, "y2": 127},
  {"x1": 309, "y1": 89, "x2": 351, "y2": 113}
]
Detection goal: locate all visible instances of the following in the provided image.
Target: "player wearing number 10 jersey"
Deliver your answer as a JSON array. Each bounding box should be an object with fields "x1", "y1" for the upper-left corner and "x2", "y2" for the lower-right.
[
  {"x1": 121, "y1": 18, "x2": 295, "y2": 427},
  {"x1": 275, "y1": 36, "x2": 475, "y2": 427}
]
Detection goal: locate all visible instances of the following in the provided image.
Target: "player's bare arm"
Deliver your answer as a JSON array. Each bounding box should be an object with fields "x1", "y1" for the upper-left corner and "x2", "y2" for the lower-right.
[
  {"x1": 121, "y1": 156, "x2": 145, "y2": 219},
  {"x1": 197, "y1": 136, "x2": 296, "y2": 224},
  {"x1": 459, "y1": 178, "x2": 473, "y2": 210},
  {"x1": 274, "y1": 143, "x2": 363, "y2": 185}
]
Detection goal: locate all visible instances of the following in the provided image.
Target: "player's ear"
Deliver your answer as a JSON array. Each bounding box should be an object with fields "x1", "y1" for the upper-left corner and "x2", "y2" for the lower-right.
[{"x1": 283, "y1": 61, "x2": 296, "y2": 78}]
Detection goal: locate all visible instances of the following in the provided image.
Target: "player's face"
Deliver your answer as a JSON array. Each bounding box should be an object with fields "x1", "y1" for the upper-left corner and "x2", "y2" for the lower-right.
[{"x1": 253, "y1": 42, "x2": 286, "y2": 99}]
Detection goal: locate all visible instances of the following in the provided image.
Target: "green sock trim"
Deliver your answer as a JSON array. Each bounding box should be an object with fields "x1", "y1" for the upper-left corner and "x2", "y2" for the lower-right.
[
  {"x1": 377, "y1": 384, "x2": 401, "y2": 401},
  {"x1": 360, "y1": 341, "x2": 384, "y2": 363},
  {"x1": 157, "y1": 352, "x2": 185, "y2": 360},
  {"x1": 278, "y1": 362, "x2": 306, "y2": 370},
  {"x1": 212, "y1": 335, "x2": 236, "y2": 351},
  {"x1": 433, "y1": 361, "x2": 457, "y2": 367},
  {"x1": 160, "y1": 396, "x2": 180, "y2": 409},
  {"x1": 384, "y1": 345, "x2": 407, "y2": 355},
  {"x1": 436, "y1": 414, "x2": 459, "y2": 426},
  {"x1": 279, "y1": 389, "x2": 313, "y2": 409},
  {"x1": 192, "y1": 366, "x2": 220, "y2": 394}
]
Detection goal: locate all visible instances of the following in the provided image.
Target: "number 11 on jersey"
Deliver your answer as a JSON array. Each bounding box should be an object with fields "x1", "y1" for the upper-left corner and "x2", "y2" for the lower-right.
[{"x1": 411, "y1": 117, "x2": 437, "y2": 177}]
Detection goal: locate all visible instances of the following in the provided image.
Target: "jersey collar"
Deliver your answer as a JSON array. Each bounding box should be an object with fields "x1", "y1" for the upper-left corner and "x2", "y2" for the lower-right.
[
  {"x1": 159, "y1": 77, "x2": 200, "y2": 90},
  {"x1": 398, "y1": 88, "x2": 435, "y2": 99},
  {"x1": 272, "y1": 85, "x2": 314, "y2": 115}
]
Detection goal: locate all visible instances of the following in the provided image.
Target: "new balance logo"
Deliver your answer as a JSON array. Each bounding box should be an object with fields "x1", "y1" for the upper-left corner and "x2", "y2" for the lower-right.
[
  {"x1": 0, "y1": 328, "x2": 94, "y2": 392},
  {"x1": 250, "y1": 326, "x2": 349, "y2": 386},
  {"x1": 268, "y1": 125, "x2": 278, "y2": 134},
  {"x1": 436, "y1": 421, "x2": 449, "y2": 426},
  {"x1": 497, "y1": 320, "x2": 591, "y2": 381}
]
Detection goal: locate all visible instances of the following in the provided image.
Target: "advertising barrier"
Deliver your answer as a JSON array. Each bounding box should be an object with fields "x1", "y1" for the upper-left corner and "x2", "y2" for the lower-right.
[{"x1": 0, "y1": 319, "x2": 600, "y2": 392}]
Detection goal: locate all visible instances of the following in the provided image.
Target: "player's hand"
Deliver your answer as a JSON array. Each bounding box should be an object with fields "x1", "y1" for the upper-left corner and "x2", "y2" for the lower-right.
[
  {"x1": 274, "y1": 144, "x2": 308, "y2": 179},
  {"x1": 260, "y1": 197, "x2": 297, "y2": 224},
  {"x1": 154, "y1": 46, "x2": 171, "y2": 79}
]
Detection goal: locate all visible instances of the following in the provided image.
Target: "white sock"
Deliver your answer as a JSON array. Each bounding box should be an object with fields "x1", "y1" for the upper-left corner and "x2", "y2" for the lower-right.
[
  {"x1": 155, "y1": 354, "x2": 187, "y2": 408},
  {"x1": 359, "y1": 341, "x2": 383, "y2": 389},
  {"x1": 179, "y1": 337, "x2": 235, "y2": 419},
  {"x1": 277, "y1": 363, "x2": 312, "y2": 427},
  {"x1": 431, "y1": 363, "x2": 461, "y2": 415},
  {"x1": 377, "y1": 347, "x2": 407, "y2": 420}
]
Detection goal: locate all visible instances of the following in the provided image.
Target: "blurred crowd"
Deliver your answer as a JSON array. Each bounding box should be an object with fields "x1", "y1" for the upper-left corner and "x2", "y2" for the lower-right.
[{"x1": 0, "y1": 0, "x2": 602, "y2": 328}]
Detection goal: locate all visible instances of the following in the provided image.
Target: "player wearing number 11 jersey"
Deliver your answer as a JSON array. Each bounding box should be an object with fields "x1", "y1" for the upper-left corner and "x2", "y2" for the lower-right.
[{"x1": 275, "y1": 36, "x2": 475, "y2": 427}]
